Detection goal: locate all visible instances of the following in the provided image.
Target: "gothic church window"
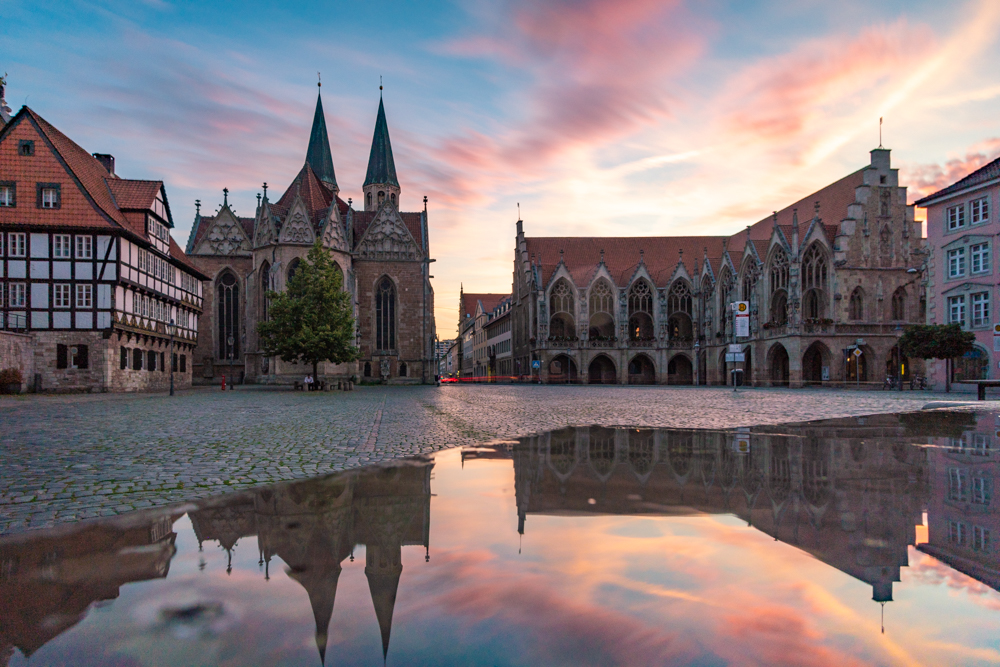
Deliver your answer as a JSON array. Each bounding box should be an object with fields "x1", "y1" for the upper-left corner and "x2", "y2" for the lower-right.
[
  {"x1": 801, "y1": 244, "x2": 828, "y2": 320},
  {"x1": 376, "y1": 277, "x2": 396, "y2": 351},
  {"x1": 588, "y1": 279, "x2": 615, "y2": 338},
  {"x1": 628, "y1": 280, "x2": 654, "y2": 340},
  {"x1": 891, "y1": 287, "x2": 906, "y2": 321},
  {"x1": 260, "y1": 261, "x2": 270, "y2": 322},
  {"x1": 549, "y1": 279, "x2": 575, "y2": 338},
  {"x1": 667, "y1": 281, "x2": 693, "y2": 341},
  {"x1": 287, "y1": 258, "x2": 301, "y2": 283},
  {"x1": 217, "y1": 271, "x2": 240, "y2": 359}
]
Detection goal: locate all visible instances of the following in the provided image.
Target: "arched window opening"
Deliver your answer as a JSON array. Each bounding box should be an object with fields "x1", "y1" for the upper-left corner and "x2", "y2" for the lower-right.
[
  {"x1": 741, "y1": 267, "x2": 758, "y2": 302},
  {"x1": 549, "y1": 279, "x2": 576, "y2": 339},
  {"x1": 802, "y1": 244, "x2": 828, "y2": 291},
  {"x1": 588, "y1": 279, "x2": 615, "y2": 339},
  {"x1": 366, "y1": 192, "x2": 372, "y2": 208},
  {"x1": 364, "y1": 361, "x2": 372, "y2": 377},
  {"x1": 260, "y1": 261, "x2": 270, "y2": 322},
  {"x1": 667, "y1": 281, "x2": 693, "y2": 341},
  {"x1": 375, "y1": 277, "x2": 396, "y2": 351},
  {"x1": 769, "y1": 247, "x2": 789, "y2": 293},
  {"x1": 390, "y1": 193, "x2": 396, "y2": 205},
  {"x1": 770, "y1": 290, "x2": 788, "y2": 325},
  {"x1": 628, "y1": 280, "x2": 654, "y2": 340},
  {"x1": 399, "y1": 362, "x2": 407, "y2": 377},
  {"x1": 953, "y1": 346, "x2": 989, "y2": 382},
  {"x1": 378, "y1": 191, "x2": 385, "y2": 206},
  {"x1": 588, "y1": 427, "x2": 616, "y2": 476},
  {"x1": 848, "y1": 287, "x2": 864, "y2": 321},
  {"x1": 803, "y1": 289, "x2": 822, "y2": 319},
  {"x1": 287, "y1": 258, "x2": 301, "y2": 284},
  {"x1": 891, "y1": 287, "x2": 906, "y2": 321},
  {"x1": 217, "y1": 271, "x2": 240, "y2": 360}
]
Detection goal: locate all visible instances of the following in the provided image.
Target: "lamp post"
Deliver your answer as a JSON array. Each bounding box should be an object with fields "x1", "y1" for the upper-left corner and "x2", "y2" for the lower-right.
[
  {"x1": 227, "y1": 334, "x2": 234, "y2": 390},
  {"x1": 169, "y1": 318, "x2": 176, "y2": 397}
]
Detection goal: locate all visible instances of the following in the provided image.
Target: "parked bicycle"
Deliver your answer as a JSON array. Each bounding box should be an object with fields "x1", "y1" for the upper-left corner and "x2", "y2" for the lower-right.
[
  {"x1": 910, "y1": 375, "x2": 927, "y2": 390},
  {"x1": 883, "y1": 376, "x2": 896, "y2": 390}
]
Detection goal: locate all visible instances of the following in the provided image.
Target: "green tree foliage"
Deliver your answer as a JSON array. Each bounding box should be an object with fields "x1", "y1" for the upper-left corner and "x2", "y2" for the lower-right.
[
  {"x1": 257, "y1": 242, "x2": 359, "y2": 379},
  {"x1": 899, "y1": 324, "x2": 975, "y2": 360}
]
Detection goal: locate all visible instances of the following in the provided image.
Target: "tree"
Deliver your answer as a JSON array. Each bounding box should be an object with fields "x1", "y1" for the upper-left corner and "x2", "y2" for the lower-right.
[
  {"x1": 899, "y1": 324, "x2": 975, "y2": 392},
  {"x1": 258, "y1": 242, "x2": 359, "y2": 380}
]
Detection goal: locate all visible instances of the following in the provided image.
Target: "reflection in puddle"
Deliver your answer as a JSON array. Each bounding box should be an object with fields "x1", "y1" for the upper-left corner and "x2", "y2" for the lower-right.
[{"x1": 2, "y1": 410, "x2": 1000, "y2": 665}]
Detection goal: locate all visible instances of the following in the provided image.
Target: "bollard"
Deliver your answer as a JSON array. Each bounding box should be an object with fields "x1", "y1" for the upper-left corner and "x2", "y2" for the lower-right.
[{"x1": 221, "y1": 375, "x2": 226, "y2": 391}]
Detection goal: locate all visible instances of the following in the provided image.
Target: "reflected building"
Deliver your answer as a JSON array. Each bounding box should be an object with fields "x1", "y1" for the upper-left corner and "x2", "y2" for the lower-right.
[
  {"x1": 0, "y1": 513, "x2": 180, "y2": 664},
  {"x1": 506, "y1": 414, "x2": 990, "y2": 605}
]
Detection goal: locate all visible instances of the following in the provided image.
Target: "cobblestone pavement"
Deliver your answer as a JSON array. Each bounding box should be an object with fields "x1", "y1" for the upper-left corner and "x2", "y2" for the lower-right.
[{"x1": 0, "y1": 384, "x2": 987, "y2": 534}]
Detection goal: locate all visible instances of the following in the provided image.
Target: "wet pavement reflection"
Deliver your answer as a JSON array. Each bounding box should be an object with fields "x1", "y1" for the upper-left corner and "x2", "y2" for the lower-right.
[{"x1": 3, "y1": 409, "x2": 1000, "y2": 665}]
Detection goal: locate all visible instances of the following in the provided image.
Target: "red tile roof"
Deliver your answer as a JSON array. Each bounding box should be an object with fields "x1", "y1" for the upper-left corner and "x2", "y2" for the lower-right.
[
  {"x1": 169, "y1": 236, "x2": 209, "y2": 279},
  {"x1": 107, "y1": 179, "x2": 161, "y2": 211},
  {"x1": 271, "y1": 162, "x2": 334, "y2": 227},
  {"x1": 461, "y1": 293, "x2": 507, "y2": 319}
]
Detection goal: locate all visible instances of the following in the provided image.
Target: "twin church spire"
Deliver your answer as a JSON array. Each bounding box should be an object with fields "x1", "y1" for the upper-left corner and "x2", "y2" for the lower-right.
[{"x1": 304, "y1": 83, "x2": 399, "y2": 212}]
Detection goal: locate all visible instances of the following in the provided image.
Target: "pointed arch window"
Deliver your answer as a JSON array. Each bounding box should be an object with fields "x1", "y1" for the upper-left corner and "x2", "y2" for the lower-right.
[
  {"x1": 588, "y1": 279, "x2": 615, "y2": 338},
  {"x1": 891, "y1": 287, "x2": 906, "y2": 321},
  {"x1": 259, "y1": 261, "x2": 270, "y2": 322},
  {"x1": 628, "y1": 280, "x2": 654, "y2": 341},
  {"x1": 287, "y1": 258, "x2": 301, "y2": 284},
  {"x1": 769, "y1": 247, "x2": 789, "y2": 293},
  {"x1": 741, "y1": 267, "x2": 758, "y2": 302},
  {"x1": 849, "y1": 287, "x2": 865, "y2": 321},
  {"x1": 801, "y1": 244, "x2": 828, "y2": 320},
  {"x1": 376, "y1": 277, "x2": 396, "y2": 351},
  {"x1": 217, "y1": 271, "x2": 240, "y2": 359},
  {"x1": 549, "y1": 279, "x2": 576, "y2": 338},
  {"x1": 667, "y1": 281, "x2": 693, "y2": 341}
]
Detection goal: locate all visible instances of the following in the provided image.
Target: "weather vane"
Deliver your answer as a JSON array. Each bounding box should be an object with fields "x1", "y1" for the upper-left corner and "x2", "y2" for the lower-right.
[{"x1": 317, "y1": 72, "x2": 321, "y2": 88}]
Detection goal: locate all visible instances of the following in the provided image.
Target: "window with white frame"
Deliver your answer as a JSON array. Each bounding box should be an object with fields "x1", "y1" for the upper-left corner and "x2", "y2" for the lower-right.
[
  {"x1": 75, "y1": 235, "x2": 92, "y2": 259},
  {"x1": 949, "y1": 467, "x2": 968, "y2": 502},
  {"x1": 75, "y1": 284, "x2": 92, "y2": 309},
  {"x1": 949, "y1": 295, "x2": 966, "y2": 325},
  {"x1": 974, "y1": 526, "x2": 991, "y2": 551},
  {"x1": 54, "y1": 284, "x2": 71, "y2": 308},
  {"x1": 950, "y1": 520, "x2": 967, "y2": 546},
  {"x1": 54, "y1": 234, "x2": 71, "y2": 258},
  {"x1": 9, "y1": 282, "x2": 26, "y2": 307},
  {"x1": 971, "y1": 197, "x2": 990, "y2": 224},
  {"x1": 41, "y1": 187, "x2": 59, "y2": 209},
  {"x1": 949, "y1": 248, "x2": 967, "y2": 278},
  {"x1": 8, "y1": 233, "x2": 26, "y2": 257},
  {"x1": 972, "y1": 292, "x2": 990, "y2": 327},
  {"x1": 971, "y1": 243, "x2": 991, "y2": 274},
  {"x1": 0, "y1": 183, "x2": 14, "y2": 207},
  {"x1": 973, "y1": 476, "x2": 991, "y2": 505},
  {"x1": 973, "y1": 433, "x2": 992, "y2": 456},
  {"x1": 948, "y1": 204, "x2": 967, "y2": 230}
]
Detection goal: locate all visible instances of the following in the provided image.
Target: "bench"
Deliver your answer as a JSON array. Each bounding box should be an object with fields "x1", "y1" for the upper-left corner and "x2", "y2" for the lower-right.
[{"x1": 964, "y1": 380, "x2": 1000, "y2": 400}]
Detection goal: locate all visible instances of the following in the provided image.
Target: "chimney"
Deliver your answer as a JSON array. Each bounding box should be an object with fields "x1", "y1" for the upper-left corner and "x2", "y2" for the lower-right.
[{"x1": 93, "y1": 153, "x2": 115, "y2": 176}]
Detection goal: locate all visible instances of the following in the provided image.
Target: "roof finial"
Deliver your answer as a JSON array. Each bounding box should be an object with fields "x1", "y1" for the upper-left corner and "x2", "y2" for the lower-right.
[
  {"x1": 256, "y1": 192, "x2": 261, "y2": 206},
  {"x1": 223, "y1": 188, "x2": 229, "y2": 206},
  {"x1": 879, "y1": 116, "x2": 883, "y2": 149},
  {"x1": 262, "y1": 182, "x2": 267, "y2": 199},
  {"x1": 600, "y1": 248, "x2": 605, "y2": 263},
  {"x1": 517, "y1": 202, "x2": 521, "y2": 220},
  {"x1": 639, "y1": 248, "x2": 644, "y2": 262},
  {"x1": 195, "y1": 199, "x2": 201, "y2": 215},
  {"x1": 317, "y1": 71, "x2": 321, "y2": 88},
  {"x1": 772, "y1": 211, "x2": 778, "y2": 227},
  {"x1": 559, "y1": 248, "x2": 564, "y2": 261},
  {"x1": 348, "y1": 197, "x2": 352, "y2": 207},
  {"x1": 380, "y1": 75, "x2": 383, "y2": 95},
  {"x1": 814, "y1": 200, "x2": 820, "y2": 219}
]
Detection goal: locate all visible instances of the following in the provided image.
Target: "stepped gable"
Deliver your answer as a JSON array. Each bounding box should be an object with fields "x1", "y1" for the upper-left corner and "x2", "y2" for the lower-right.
[
  {"x1": 526, "y1": 237, "x2": 726, "y2": 288},
  {"x1": 915, "y1": 156, "x2": 1000, "y2": 205},
  {"x1": 351, "y1": 210, "x2": 424, "y2": 250}
]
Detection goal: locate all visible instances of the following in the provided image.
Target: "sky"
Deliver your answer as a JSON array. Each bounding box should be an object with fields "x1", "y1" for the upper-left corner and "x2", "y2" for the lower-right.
[{"x1": 4, "y1": 0, "x2": 1000, "y2": 334}]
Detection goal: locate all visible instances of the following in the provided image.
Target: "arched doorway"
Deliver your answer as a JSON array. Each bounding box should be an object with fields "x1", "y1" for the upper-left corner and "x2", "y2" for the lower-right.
[
  {"x1": 588, "y1": 355, "x2": 617, "y2": 384},
  {"x1": 548, "y1": 355, "x2": 577, "y2": 383},
  {"x1": 846, "y1": 347, "x2": 868, "y2": 383},
  {"x1": 768, "y1": 344, "x2": 789, "y2": 386},
  {"x1": 667, "y1": 355, "x2": 693, "y2": 385},
  {"x1": 802, "y1": 342, "x2": 828, "y2": 385},
  {"x1": 628, "y1": 354, "x2": 656, "y2": 384}
]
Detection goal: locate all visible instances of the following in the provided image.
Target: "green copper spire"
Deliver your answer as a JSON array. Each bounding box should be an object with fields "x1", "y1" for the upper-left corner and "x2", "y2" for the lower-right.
[
  {"x1": 363, "y1": 97, "x2": 399, "y2": 188},
  {"x1": 306, "y1": 88, "x2": 338, "y2": 190}
]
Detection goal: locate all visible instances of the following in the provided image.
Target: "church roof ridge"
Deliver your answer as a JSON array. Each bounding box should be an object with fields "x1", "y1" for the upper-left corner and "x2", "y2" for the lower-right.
[{"x1": 364, "y1": 97, "x2": 399, "y2": 188}]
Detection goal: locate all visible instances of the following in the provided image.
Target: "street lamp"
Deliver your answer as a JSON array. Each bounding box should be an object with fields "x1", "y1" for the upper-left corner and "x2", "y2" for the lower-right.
[
  {"x1": 227, "y1": 334, "x2": 234, "y2": 391},
  {"x1": 168, "y1": 318, "x2": 176, "y2": 397}
]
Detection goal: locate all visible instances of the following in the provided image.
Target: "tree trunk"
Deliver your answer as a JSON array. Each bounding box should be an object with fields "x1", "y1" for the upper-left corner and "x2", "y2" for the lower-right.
[{"x1": 313, "y1": 360, "x2": 319, "y2": 384}]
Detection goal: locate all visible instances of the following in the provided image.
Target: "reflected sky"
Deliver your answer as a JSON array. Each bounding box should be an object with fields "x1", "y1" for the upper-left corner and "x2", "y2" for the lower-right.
[{"x1": 2, "y1": 410, "x2": 1000, "y2": 666}]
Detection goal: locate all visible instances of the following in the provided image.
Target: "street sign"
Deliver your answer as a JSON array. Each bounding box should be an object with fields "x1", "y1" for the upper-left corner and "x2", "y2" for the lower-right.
[
  {"x1": 531, "y1": 360, "x2": 541, "y2": 369},
  {"x1": 733, "y1": 301, "x2": 750, "y2": 337},
  {"x1": 732, "y1": 428, "x2": 751, "y2": 454},
  {"x1": 728, "y1": 344, "x2": 742, "y2": 353},
  {"x1": 853, "y1": 348, "x2": 863, "y2": 358},
  {"x1": 725, "y1": 353, "x2": 745, "y2": 362},
  {"x1": 993, "y1": 324, "x2": 1000, "y2": 351}
]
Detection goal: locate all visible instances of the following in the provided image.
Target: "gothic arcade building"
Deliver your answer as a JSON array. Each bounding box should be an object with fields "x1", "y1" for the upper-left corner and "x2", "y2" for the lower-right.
[
  {"x1": 186, "y1": 89, "x2": 436, "y2": 384},
  {"x1": 511, "y1": 149, "x2": 925, "y2": 386}
]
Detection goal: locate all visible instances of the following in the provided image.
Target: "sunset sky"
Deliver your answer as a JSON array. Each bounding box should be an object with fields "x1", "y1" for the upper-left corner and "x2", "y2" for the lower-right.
[{"x1": 5, "y1": 0, "x2": 1000, "y2": 333}]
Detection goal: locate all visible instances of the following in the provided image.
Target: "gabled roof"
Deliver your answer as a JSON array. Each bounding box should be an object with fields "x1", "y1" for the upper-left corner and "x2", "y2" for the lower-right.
[
  {"x1": 305, "y1": 90, "x2": 338, "y2": 190},
  {"x1": 351, "y1": 209, "x2": 424, "y2": 251},
  {"x1": 461, "y1": 293, "x2": 506, "y2": 319},
  {"x1": 914, "y1": 156, "x2": 1000, "y2": 206},
  {"x1": 271, "y1": 162, "x2": 335, "y2": 227},
  {"x1": 186, "y1": 208, "x2": 255, "y2": 254},
  {"x1": 363, "y1": 97, "x2": 399, "y2": 188}
]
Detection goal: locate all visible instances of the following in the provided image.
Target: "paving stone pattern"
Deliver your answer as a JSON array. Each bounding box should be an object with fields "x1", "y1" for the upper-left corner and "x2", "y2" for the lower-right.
[{"x1": 0, "y1": 384, "x2": 983, "y2": 534}]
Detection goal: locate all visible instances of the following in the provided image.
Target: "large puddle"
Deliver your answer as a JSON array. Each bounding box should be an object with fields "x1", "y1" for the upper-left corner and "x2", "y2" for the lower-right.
[{"x1": 3, "y1": 410, "x2": 1000, "y2": 666}]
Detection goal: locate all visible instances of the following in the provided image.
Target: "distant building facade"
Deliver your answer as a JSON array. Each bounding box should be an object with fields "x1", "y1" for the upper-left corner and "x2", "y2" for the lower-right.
[
  {"x1": 0, "y1": 94, "x2": 205, "y2": 392},
  {"x1": 186, "y1": 88, "x2": 436, "y2": 385},
  {"x1": 486, "y1": 296, "x2": 512, "y2": 379},
  {"x1": 511, "y1": 149, "x2": 926, "y2": 386},
  {"x1": 457, "y1": 289, "x2": 505, "y2": 379},
  {"x1": 916, "y1": 158, "x2": 1000, "y2": 390}
]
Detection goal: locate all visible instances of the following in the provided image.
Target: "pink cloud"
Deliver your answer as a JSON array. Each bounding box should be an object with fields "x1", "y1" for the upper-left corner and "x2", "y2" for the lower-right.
[
  {"x1": 907, "y1": 548, "x2": 1000, "y2": 610},
  {"x1": 902, "y1": 138, "x2": 1000, "y2": 203}
]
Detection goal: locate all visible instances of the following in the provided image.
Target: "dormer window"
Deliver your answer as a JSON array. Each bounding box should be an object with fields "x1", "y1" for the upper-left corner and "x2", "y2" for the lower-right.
[
  {"x1": 18, "y1": 140, "x2": 34, "y2": 156},
  {"x1": 37, "y1": 183, "x2": 60, "y2": 209},
  {"x1": 0, "y1": 182, "x2": 14, "y2": 207}
]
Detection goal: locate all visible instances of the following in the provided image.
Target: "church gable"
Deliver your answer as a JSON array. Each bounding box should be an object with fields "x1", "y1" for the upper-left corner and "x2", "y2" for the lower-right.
[
  {"x1": 278, "y1": 197, "x2": 317, "y2": 245},
  {"x1": 321, "y1": 205, "x2": 348, "y2": 251},
  {"x1": 193, "y1": 207, "x2": 251, "y2": 256},
  {"x1": 355, "y1": 204, "x2": 418, "y2": 261},
  {"x1": 254, "y1": 201, "x2": 278, "y2": 248}
]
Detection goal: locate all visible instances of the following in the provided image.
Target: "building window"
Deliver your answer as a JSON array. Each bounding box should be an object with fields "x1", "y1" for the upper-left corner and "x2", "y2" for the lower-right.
[
  {"x1": 971, "y1": 197, "x2": 990, "y2": 224},
  {"x1": 971, "y1": 242, "x2": 990, "y2": 274},
  {"x1": 180, "y1": 355, "x2": 187, "y2": 373},
  {"x1": 37, "y1": 183, "x2": 61, "y2": 209},
  {"x1": 217, "y1": 271, "x2": 240, "y2": 359},
  {"x1": 0, "y1": 182, "x2": 15, "y2": 207},
  {"x1": 72, "y1": 345, "x2": 88, "y2": 369},
  {"x1": 54, "y1": 284, "x2": 71, "y2": 308},
  {"x1": 973, "y1": 526, "x2": 990, "y2": 551},
  {"x1": 76, "y1": 236, "x2": 93, "y2": 259},
  {"x1": 948, "y1": 204, "x2": 966, "y2": 230},
  {"x1": 8, "y1": 282, "x2": 26, "y2": 307},
  {"x1": 948, "y1": 248, "x2": 966, "y2": 278},
  {"x1": 75, "y1": 284, "x2": 93, "y2": 309},
  {"x1": 973, "y1": 433, "x2": 992, "y2": 456},
  {"x1": 8, "y1": 232, "x2": 26, "y2": 257},
  {"x1": 891, "y1": 287, "x2": 906, "y2": 321},
  {"x1": 954, "y1": 346, "x2": 989, "y2": 382},
  {"x1": 948, "y1": 295, "x2": 966, "y2": 325},
  {"x1": 949, "y1": 521, "x2": 967, "y2": 546},
  {"x1": 973, "y1": 477, "x2": 991, "y2": 505},
  {"x1": 133, "y1": 348, "x2": 143, "y2": 371},
  {"x1": 18, "y1": 140, "x2": 34, "y2": 156},
  {"x1": 53, "y1": 234, "x2": 71, "y2": 258},
  {"x1": 120, "y1": 347, "x2": 128, "y2": 370},
  {"x1": 949, "y1": 468, "x2": 968, "y2": 502},
  {"x1": 364, "y1": 361, "x2": 372, "y2": 377},
  {"x1": 146, "y1": 350, "x2": 157, "y2": 371},
  {"x1": 375, "y1": 277, "x2": 396, "y2": 351},
  {"x1": 399, "y1": 362, "x2": 407, "y2": 377},
  {"x1": 848, "y1": 287, "x2": 865, "y2": 321},
  {"x1": 972, "y1": 292, "x2": 990, "y2": 327}
]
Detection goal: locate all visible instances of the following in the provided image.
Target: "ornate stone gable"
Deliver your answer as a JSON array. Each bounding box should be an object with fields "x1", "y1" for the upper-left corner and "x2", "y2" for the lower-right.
[
  {"x1": 321, "y1": 205, "x2": 348, "y2": 251},
  {"x1": 193, "y1": 207, "x2": 251, "y2": 256},
  {"x1": 254, "y1": 204, "x2": 278, "y2": 248},
  {"x1": 278, "y1": 198, "x2": 317, "y2": 245},
  {"x1": 355, "y1": 205, "x2": 418, "y2": 261}
]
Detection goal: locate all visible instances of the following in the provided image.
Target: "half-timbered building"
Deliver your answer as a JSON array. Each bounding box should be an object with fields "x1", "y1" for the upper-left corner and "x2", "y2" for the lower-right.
[{"x1": 0, "y1": 102, "x2": 206, "y2": 392}]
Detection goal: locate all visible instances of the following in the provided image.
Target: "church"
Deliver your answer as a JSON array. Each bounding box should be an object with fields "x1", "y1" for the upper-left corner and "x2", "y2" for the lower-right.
[{"x1": 186, "y1": 85, "x2": 436, "y2": 385}]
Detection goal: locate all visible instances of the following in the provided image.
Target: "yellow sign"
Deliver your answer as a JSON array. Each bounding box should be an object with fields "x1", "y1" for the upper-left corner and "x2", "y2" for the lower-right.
[{"x1": 738, "y1": 302, "x2": 748, "y2": 313}]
